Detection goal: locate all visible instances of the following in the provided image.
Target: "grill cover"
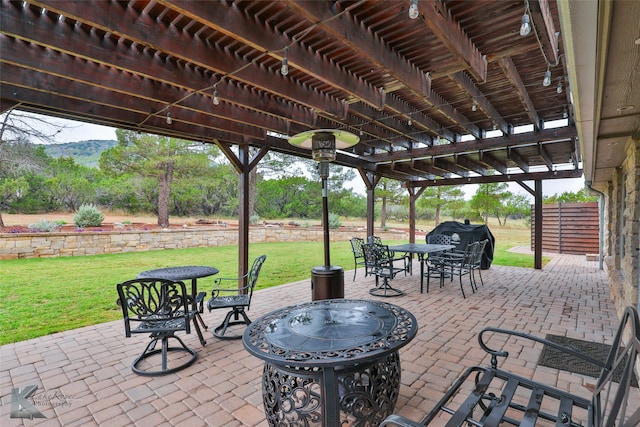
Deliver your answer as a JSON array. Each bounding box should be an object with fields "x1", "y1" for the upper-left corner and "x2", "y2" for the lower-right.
[{"x1": 426, "y1": 221, "x2": 495, "y2": 269}]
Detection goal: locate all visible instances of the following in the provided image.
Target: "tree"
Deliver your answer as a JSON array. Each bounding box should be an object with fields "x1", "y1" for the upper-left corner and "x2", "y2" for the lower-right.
[
  {"x1": 417, "y1": 185, "x2": 465, "y2": 225},
  {"x1": 0, "y1": 110, "x2": 64, "y2": 226},
  {"x1": 376, "y1": 178, "x2": 406, "y2": 228},
  {"x1": 46, "y1": 157, "x2": 96, "y2": 211},
  {"x1": 255, "y1": 176, "x2": 319, "y2": 218},
  {"x1": 544, "y1": 188, "x2": 597, "y2": 203},
  {"x1": 99, "y1": 130, "x2": 213, "y2": 227},
  {"x1": 469, "y1": 182, "x2": 509, "y2": 224},
  {"x1": 496, "y1": 193, "x2": 530, "y2": 226}
]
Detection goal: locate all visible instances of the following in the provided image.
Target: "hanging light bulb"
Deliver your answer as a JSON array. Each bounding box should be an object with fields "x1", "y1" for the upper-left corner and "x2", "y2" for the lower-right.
[
  {"x1": 556, "y1": 80, "x2": 563, "y2": 94},
  {"x1": 471, "y1": 100, "x2": 477, "y2": 112},
  {"x1": 543, "y1": 68, "x2": 552, "y2": 87},
  {"x1": 563, "y1": 108, "x2": 568, "y2": 119},
  {"x1": 281, "y1": 48, "x2": 289, "y2": 76},
  {"x1": 520, "y1": 12, "x2": 531, "y2": 36},
  {"x1": 408, "y1": 0, "x2": 419, "y2": 19},
  {"x1": 166, "y1": 111, "x2": 172, "y2": 125},
  {"x1": 212, "y1": 89, "x2": 220, "y2": 105},
  {"x1": 408, "y1": 115, "x2": 412, "y2": 126}
]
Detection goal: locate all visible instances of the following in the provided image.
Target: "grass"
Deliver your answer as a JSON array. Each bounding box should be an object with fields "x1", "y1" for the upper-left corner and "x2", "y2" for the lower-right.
[{"x1": 0, "y1": 225, "x2": 545, "y2": 345}]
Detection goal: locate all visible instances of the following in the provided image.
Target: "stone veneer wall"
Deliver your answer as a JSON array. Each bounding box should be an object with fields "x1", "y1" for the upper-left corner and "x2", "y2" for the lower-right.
[
  {"x1": 0, "y1": 227, "x2": 409, "y2": 260},
  {"x1": 603, "y1": 137, "x2": 639, "y2": 317}
]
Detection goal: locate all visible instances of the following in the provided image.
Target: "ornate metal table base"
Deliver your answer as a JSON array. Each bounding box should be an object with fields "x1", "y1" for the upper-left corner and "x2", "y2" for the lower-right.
[
  {"x1": 243, "y1": 299, "x2": 418, "y2": 427},
  {"x1": 262, "y1": 352, "x2": 400, "y2": 426}
]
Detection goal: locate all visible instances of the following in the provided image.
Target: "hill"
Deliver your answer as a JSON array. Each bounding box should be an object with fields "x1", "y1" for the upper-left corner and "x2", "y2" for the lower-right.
[{"x1": 43, "y1": 140, "x2": 117, "y2": 167}]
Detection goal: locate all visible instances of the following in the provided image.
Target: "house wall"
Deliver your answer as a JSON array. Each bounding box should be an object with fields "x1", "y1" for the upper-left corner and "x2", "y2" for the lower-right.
[{"x1": 603, "y1": 137, "x2": 640, "y2": 316}]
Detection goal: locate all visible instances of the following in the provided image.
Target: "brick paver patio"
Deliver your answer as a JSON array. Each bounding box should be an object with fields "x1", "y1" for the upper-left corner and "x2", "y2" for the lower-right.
[{"x1": 1, "y1": 251, "x2": 623, "y2": 426}]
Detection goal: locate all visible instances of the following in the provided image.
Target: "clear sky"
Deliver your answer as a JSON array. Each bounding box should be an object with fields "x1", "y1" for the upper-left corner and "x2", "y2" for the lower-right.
[{"x1": 45, "y1": 115, "x2": 586, "y2": 199}]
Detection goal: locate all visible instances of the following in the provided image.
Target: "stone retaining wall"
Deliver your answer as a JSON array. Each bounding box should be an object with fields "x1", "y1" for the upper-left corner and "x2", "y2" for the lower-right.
[{"x1": 0, "y1": 227, "x2": 409, "y2": 259}]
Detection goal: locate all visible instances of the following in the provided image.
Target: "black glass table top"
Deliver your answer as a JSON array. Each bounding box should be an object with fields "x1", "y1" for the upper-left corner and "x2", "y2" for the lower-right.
[
  {"x1": 137, "y1": 265, "x2": 219, "y2": 281},
  {"x1": 243, "y1": 299, "x2": 417, "y2": 367}
]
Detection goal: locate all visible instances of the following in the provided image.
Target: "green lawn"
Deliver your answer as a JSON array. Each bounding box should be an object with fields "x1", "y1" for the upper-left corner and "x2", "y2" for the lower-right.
[{"x1": 0, "y1": 231, "x2": 544, "y2": 345}]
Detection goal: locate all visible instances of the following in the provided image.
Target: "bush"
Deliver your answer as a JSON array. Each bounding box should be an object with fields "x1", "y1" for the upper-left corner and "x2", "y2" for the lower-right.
[
  {"x1": 74, "y1": 204, "x2": 105, "y2": 227},
  {"x1": 328, "y1": 213, "x2": 342, "y2": 229},
  {"x1": 250, "y1": 214, "x2": 261, "y2": 225},
  {"x1": 27, "y1": 219, "x2": 62, "y2": 232}
]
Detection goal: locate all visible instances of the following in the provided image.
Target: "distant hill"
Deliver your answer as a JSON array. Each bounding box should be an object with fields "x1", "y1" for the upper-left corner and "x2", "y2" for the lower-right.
[{"x1": 43, "y1": 140, "x2": 117, "y2": 167}]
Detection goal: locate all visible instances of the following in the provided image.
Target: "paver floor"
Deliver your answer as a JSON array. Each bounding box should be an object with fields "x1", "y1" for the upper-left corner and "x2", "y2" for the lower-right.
[{"x1": 1, "y1": 251, "x2": 624, "y2": 426}]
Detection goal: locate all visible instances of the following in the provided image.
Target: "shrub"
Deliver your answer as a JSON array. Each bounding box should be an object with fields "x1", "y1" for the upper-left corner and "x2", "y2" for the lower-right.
[
  {"x1": 250, "y1": 214, "x2": 261, "y2": 225},
  {"x1": 74, "y1": 204, "x2": 105, "y2": 227},
  {"x1": 328, "y1": 213, "x2": 342, "y2": 229},
  {"x1": 27, "y1": 219, "x2": 61, "y2": 232}
]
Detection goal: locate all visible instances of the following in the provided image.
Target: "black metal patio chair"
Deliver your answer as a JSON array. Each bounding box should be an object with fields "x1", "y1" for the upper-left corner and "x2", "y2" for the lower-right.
[
  {"x1": 369, "y1": 235, "x2": 411, "y2": 275},
  {"x1": 206, "y1": 254, "x2": 266, "y2": 339},
  {"x1": 117, "y1": 278, "x2": 204, "y2": 376},
  {"x1": 363, "y1": 242, "x2": 406, "y2": 297},
  {"x1": 380, "y1": 305, "x2": 640, "y2": 427},
  {"x1": 350, "y1": 237, "x2": 368, "y2": 281},
  {"x1": 432, "y1": 241, "x2": 479, "y2": 298},
  {"x1": 470, "y1": 239, "x2": 489, "y2": 287}
]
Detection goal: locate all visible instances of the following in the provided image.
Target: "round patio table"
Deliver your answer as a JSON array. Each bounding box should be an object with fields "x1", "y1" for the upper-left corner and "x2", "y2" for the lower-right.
[
  {"x1": 137, "y1": 265, "x2": 219, "y2": 324},
  {"x1": 243, "y1": 298, "x2": 418, "y2": 427}
]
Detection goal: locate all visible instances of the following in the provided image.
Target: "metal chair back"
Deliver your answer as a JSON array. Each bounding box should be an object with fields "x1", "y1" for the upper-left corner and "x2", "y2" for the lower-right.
[{"x1": 427, "y1": 233, "x2": 452, "y2": 246}]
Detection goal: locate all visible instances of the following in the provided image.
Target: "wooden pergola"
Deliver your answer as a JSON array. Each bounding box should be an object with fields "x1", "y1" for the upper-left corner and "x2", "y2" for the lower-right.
[{"x1": 1, "y1": 0, "x2": 584, "y2": 275}]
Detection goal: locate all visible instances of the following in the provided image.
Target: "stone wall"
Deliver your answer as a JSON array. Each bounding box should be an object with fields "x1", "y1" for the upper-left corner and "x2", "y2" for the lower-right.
[
  {"x1": 603, "y1": 137, "x2": 640, "y2": 316},
  {"x1": 0, "y1": 226, "x2": 409, "y2": 260}
]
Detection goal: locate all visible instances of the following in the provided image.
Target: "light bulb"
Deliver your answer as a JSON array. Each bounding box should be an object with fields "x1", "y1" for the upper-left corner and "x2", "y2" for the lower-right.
[
  {"x1": 563, "y1": 108, "x2": 568, "y2": 119},
  {"x1": 472, "y1": 101, "x2": 477, "y2": 112},
  {"x1": 543, "y1": 69, "x2": 551, "y2": 87},
  {"x1": 409, "y1": 0, "x2": 419, "y2": 19},
  {"x1": 520, "y1": 13, "x2": 531, "y2": 36},
  {"x1": 166, "y1": 111, "x2": 172, "y2": 125},
  {"x1": 556, "y1": 80, "x2": 563, "y2": 94},
  {"x1": 281, "y1": 57, "x2": 289, "y2": 76},
  {"x1": 408, "y1": 117, "x2": 412, "y2": 126},
  {"x1": 212, "y1": 89, "x2": 220, "y2": 105}
]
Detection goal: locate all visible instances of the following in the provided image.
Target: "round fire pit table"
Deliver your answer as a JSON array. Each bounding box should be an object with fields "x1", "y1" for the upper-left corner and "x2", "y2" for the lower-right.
[{"x1": 242, "y1": 298, "x2": 418, "y2": 427}]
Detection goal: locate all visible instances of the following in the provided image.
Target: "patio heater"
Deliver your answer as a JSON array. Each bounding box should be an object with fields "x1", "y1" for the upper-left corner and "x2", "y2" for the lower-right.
[{"x1": 289, "y1": 129, "x2": 359, "y2": 300}]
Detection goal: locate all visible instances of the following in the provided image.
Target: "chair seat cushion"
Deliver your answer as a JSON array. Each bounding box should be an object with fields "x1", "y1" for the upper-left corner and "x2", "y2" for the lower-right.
[{"x1": 207, "y1": 294, "x2": 250, "y2": 310}]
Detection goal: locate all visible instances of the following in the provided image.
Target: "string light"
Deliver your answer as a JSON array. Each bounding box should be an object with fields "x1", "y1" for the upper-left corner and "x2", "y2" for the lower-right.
[
  {"x1": 166, "y1": 111, "x2": 172, "y2": 124},
  {"x1": 471, "y1": 100, "x2": 477, "y2": 112},
  {"x1": 281, "y1": 47, "x2": 289, "y2": 76},
  {"x1": 408, "y1": 0, "x2": 419, "y2": 19},
  {"x1": 556, "y1": 80, "x2": 563, "y2": 94},
  {"x1": 543, "y1": 68, "x2": 551, "y2": 87},
  {"x1": 520, "y1": 13, "x2": 531, "y2": 36},
  {"x1": 212, "y1": 89, "x2": 220, "y2": 105},
  {"x1": 408, "y1": 114, "x2": 412, "y2": 126}
]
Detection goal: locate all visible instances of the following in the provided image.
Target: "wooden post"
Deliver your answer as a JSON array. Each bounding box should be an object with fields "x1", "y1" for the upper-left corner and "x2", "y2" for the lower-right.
[{"x1": 534, "y1": 180, "x2": 542, "y2": 269}]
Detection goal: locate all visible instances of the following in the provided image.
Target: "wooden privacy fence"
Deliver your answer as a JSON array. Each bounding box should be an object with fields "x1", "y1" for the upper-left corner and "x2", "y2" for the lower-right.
[{"x1": 531, "y1": 202, "x2": 599, "y2": 255}]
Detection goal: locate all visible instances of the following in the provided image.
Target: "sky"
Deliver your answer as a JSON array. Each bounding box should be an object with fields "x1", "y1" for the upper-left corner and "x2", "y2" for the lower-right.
[{"x1": 45, "y1": 115, "x2": 585, "y2": 200}]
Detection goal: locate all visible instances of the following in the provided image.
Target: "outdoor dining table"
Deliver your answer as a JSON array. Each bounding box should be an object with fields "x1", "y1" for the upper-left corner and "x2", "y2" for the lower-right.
[
  {"x1": 136, "y1": 265, "x2": 219, "y2": 318},
  {"x1": 242, "y1": 298, "x2": 418, "y2": 427},
  {"x1": 388, "y1": 243, "x2": 456, "y2": 293}
]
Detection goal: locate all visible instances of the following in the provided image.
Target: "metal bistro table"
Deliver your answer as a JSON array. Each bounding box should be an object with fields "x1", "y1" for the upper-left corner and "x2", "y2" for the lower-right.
[
  {"x1": 137, "y1": 266, "x2": 219, "y2": 326},
  {"x1": 389, "y1": 243, "x2": 456, "y2": 293},
  {"x1": 243, "y1": 298, "x2": 418, "y2": 427}
]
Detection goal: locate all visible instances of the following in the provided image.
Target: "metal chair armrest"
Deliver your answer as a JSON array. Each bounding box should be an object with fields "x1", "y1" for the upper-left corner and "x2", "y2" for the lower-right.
[{"x1": 478, "y1": 327, "x2": 606, "y2": 369}]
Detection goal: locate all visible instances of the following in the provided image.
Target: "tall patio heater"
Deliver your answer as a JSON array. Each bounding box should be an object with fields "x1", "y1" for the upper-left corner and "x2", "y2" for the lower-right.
[{"x1": 289, "y1": 129, "x2": 359, "y2": 300}]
